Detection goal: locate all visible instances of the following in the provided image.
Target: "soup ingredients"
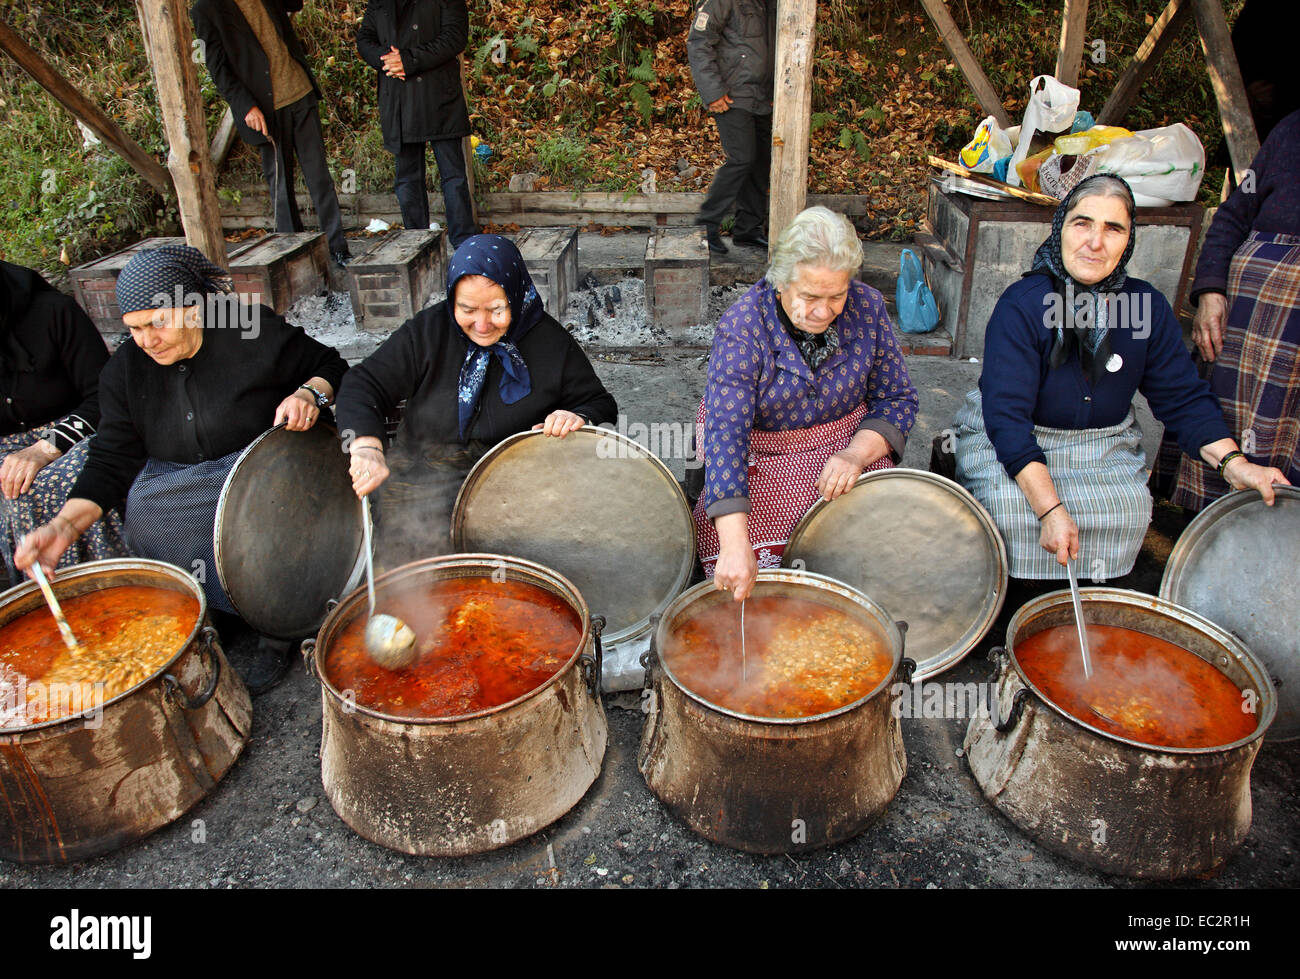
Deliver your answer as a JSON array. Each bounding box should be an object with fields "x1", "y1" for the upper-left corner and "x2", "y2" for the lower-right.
[
  {"x1": 664, "y1": 595, "x2": 892, "y2": 719},
  {"x1": 0, "y1": 585, "x2": 198, "y2": 727},
  {"x1": 1015, "y1": 624, "x2": 1257, "y2": 748}
]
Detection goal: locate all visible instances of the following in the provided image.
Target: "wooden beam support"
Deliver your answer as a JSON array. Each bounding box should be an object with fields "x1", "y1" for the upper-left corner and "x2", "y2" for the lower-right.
[
  {"x1": 1054, "y1": 0, "x2": 1090, "y2": 88},
  {"x1": 919, "y1": 0, "x2": 1012, "y2": 130},
  {"x1": 1191, "y1": 0, "x2": 1259, "y2": 183},
  {"x1": 135, "y1": 0, "x2": 227, "y2": 266},
  {"x1": 0, "y1": 15, "x2": 172, "y2": 197},
  {"x1": 1097, "y1": 0, "x2": 1191, "y2": 126},
  {"x1": 768, "y1": 0, "x2": 816, "y2": 253}
]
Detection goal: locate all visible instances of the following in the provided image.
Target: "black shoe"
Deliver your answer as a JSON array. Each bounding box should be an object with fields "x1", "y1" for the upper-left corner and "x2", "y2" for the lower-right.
[
  {"x1": 732, "y1": 233, "x2": 769, "y2": 250},
  {"x1": 229, "y1": 634, "x2": 296, "y2": 695},
  {"x1": 331, "y1": 249, "x2": 351, "y2": 268},
  {"x1": 705, "y1": 226, "x2": 729, "y2": 255}
]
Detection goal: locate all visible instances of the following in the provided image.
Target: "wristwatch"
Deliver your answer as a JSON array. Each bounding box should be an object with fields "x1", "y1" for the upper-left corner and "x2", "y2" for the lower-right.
[{"x1": 299, "y1": 383, "x2": 330, "y2": 407}]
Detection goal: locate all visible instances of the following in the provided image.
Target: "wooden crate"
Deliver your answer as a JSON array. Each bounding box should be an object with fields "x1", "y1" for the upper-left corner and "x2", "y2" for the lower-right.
[
  {"x1": 69, "y1": 237, "x2": 188, "y2": 335},
  {"x1": 228, "y1": 232, "x2": 330, "y2": 313},
  {"x1": 346, "y1": 229, "x2": 445, "y2": 333},
  {"x1": 919, "y1": 176, "x2": 1204, "y2": 359},
  {"x1": 644, "y1": 228, "x2": 708, "y2": 337},
  {"x1": 514, "y1": 227, "x2": 577, "y2": 315}
]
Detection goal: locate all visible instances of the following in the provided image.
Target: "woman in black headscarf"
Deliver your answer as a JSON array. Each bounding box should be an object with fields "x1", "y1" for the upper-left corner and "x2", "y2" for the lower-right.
[
  {"x1": 334, "y1": 234, "x2": 617, "y2": 567},
  {"x1": 951, "y1": 175, "x2": 1287, "y2": 583},
  {"x1": 0, "y1": 260, "x2": 126, "y2": 581},
  {"x1": 15, "y1": 245, "x2": 348, "y2": 621}
]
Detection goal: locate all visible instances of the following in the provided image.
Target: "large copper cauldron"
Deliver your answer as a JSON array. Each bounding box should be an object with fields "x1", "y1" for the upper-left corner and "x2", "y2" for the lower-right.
[
  {"x1": 965, "y1": 588, "x2": 1275, "y2": 879},
  {"x1": 0, "y1": 559, "x2": 251, "y2": 863},
  {"x1": 639, "y1": 569, "x2": 912, "y2": 854},
  {"x1": 305, "y1": 554, "x2": 606, "y2": 856}
]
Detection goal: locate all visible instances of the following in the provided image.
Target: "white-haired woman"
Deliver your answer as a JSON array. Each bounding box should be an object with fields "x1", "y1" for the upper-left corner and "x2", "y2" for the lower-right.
[{"x1": 696, "y1": 206, "x2": 919, "y2": 600}]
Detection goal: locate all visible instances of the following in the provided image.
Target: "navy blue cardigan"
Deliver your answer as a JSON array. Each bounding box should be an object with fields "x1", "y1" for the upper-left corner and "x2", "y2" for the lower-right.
[{"x1": 979, "y1": 274, "x2": 1230, "y2": 478}]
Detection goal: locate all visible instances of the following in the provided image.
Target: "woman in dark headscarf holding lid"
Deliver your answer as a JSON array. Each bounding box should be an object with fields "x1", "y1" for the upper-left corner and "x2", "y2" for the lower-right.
[
  {"x1": 15, "y1": 245, "x2": 348, "y2": 621},
  {"x1": 0, "y1": 260, "x2": 127, "y2": 581},
  {"x1": 952, "y1": 175, "x2": 1288, "y2": 582},
  {"x1": 334, "y1": 234, "x2": 617, "y2": 567}
]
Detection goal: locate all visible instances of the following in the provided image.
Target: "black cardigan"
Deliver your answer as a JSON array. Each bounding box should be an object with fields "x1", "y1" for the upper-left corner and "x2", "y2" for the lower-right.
[
  {"x1": 334, "y1": 301, "x2": 617, "y2": 454},
  {"x1": 0, "y1": 261, "x2": 109, "y2": 451},
  {"x1": 70, "y1": 306, "x2": 347, "y2": 512}
]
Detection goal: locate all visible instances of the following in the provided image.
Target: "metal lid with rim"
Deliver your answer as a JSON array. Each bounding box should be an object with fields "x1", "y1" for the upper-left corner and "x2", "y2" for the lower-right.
[
  {"x1": 782, "y1": 468, "x2": 1008, "y2": 681},
  {"x1": 215, "y1": 423, "x2": 365, "y2": 639},
  {"x1": 450, "y1": 426, "x2": 695, "y2": 646},
  {"x1": 1160, "y1": 486, "x2": 1300, "y2": 742}
]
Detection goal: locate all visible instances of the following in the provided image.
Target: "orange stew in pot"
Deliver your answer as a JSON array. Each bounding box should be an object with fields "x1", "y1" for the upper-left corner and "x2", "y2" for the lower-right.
[
  {"x1": 663, "y1": 595, "x2": 893, "y2": 719},
  {"x1": 323, "y1": 576, "x2": 582, "y2": 719},
  {"x1": 1015, "y1": 624, "x2": 1257, "y2": 748},
  {"x1": 0, "y1": 585, "x2": 199, "y2": 728}
]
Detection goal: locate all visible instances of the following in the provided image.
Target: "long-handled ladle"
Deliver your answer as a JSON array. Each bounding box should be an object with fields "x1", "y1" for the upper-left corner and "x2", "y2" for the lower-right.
[
  {"x1": 360, "y1": 496, "x2": 417, "y2": 670},
  {"x1": 28, "y1": 558, "x2": 80, "y2": 653},
  {"x1": 1065, "y1": 556, "x2": 1094, "y2": 681}
]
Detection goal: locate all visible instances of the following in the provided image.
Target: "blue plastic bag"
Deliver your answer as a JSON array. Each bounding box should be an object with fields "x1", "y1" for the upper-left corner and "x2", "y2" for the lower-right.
[{"x1": 895, "y1": 248, "x2": 940, "y2": 334}]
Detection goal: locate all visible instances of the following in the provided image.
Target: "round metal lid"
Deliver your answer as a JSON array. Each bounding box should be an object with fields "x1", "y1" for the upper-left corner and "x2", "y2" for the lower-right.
[
  {"x1": 215, "y1": 423, "x2": 365, "y2": 639},
  {"x1": 782, "y1": 468, "x2": 1008, "y2": 681},
  {"x1": 450, "y1": 426, "x2": 696, "y2": 646},
  {"x1": 1160, "y1": 486, "x2": 1300, "y2": 742}
]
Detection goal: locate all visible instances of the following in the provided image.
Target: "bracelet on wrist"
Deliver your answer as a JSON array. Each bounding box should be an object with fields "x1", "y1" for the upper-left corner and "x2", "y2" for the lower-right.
[
  {"x1": 352, "y1": 444, "x2": 384, "y2": 457},
  {"x1": 1217, "y1": 450, "x2": 1246, "y2": 479},
  {"x1": 1037, "y1": 501, "x2": 1064, "y2": 522}
]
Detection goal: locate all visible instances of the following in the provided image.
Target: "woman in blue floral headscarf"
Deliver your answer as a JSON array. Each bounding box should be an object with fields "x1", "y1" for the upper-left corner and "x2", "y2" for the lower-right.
[{"x1": 334, "y1": 234, "x2": 616, "y2": 567}]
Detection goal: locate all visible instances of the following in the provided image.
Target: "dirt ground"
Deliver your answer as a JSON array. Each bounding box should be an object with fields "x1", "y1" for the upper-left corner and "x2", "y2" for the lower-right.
[{"x1": 3, "y1": 350, "x2": 1296, "y2": 890}]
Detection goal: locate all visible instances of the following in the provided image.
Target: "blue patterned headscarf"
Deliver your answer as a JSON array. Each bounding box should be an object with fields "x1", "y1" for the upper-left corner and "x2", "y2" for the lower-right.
[
  {"x1": 115, "y1": 244, "x2": 232, "y2": 315},
  {"x1": 1028, "y1": 174, "x2": 1136, "y2": 383},
  {"x1": 447, "y1": 235, "x2": 546, "y2": 440}
]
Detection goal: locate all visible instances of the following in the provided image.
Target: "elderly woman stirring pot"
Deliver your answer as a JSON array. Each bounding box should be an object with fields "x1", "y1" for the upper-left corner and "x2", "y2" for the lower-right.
[
  {"x1": 334, "y1": 235, "x2": 617, "y2": 568},
  {"x1": 698, "y1": 206, "x2": 919, "y2": 601},
  {"x1": 15, "y1": 246, "x2": 348, "y2": 688},
  {"x1": 953, "y1": 175, "x2": 1288, "y2": 583}
]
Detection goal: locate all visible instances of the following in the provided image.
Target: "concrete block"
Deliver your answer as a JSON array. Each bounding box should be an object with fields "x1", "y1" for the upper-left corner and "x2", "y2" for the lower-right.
[
  {"x1": 645, "y1": 228, "x2": 708, "y2": 336},
  {"x1": 229, "y1": 232, "x2": 329, "y2": 313},
  {"x1": 516, "y1": 227, "x2": 577, "y2": 314},
  {"x1": 69, "y1": 237, "x2": 188, "y2": 335},
  {"x1": 346, "y1": 229, "x2": 445, "y2": 333}
]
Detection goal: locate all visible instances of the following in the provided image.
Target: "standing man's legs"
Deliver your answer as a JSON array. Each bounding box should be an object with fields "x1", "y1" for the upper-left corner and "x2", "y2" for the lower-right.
[
  {"x1": 732, "y1": 112, "x2": 771, "y2": 243},
  {"x1": 430, "y1": 138, "x2": 479, "y2": 248},
  {"x1": 697, "y1": 107, "x2": 760, "y2": 239},
  {"x1": 393, "y1": 142, "x2": 431, "y2": 231},
  {"x1": 283, "y1": 96, "x2": 349, "y2": 260}
]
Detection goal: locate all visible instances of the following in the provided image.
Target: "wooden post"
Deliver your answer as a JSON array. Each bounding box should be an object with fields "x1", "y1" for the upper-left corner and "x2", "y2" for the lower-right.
[
  {"x1": 768, "y1": 0, "x2": 816, "y2": 253},
  {"x1": 135, "y1": 0, "x2": 227, "y2": 266},
  {"x1": 1191, "y1": 0, "x2": 1259, "y2": 183},
  {"x1": 459, "y1": 58, "x2": 480, "y2": 230},
  {"x1": 1054, "y1": 0, "x2": 1090, "y2": 88},
  {"x1": 0, "y1": 16, "x2": 172, "y2": 198},
  {"x1": 919, "y1": 0, "x2": 1012, "y2": 130},
  {"x1": 1097, "y1": 0, "x2": 1191, "y2": 126}
]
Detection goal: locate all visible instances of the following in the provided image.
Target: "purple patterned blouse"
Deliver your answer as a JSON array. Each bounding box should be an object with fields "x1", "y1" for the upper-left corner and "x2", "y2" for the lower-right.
[{"x1": 702, "y1": 277, "x2": 919, "y2": 517}]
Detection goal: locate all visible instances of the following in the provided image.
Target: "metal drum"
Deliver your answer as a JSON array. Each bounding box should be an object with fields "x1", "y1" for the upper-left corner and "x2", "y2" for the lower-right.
[
  {"x1": 306, "y1": 554, "x2": 606, "y2": 856},
  {"x1": 452, "y1": 426, "x2": 695, "y2": 690},
  {"x1": 0, "y1": 560, "x2": 250, "y2": 864},
  {"x1": 783, "y1": 468, "x2": 1007, "y2": 680},
  {"x1": 639, "y1": 569, "x2": 913, "y2": 854},
  {"x1": 965, "y1": 588, "x2": 1275, "y2": 879},
  {"x1": 1161, "y1": 486, "x2": 1300, "y2": 741}
]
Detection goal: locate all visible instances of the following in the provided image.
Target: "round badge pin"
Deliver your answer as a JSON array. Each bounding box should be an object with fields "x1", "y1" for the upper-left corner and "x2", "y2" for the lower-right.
[{"x1": 1106, "y1": 353, "x2": 1123, "y2": 373}]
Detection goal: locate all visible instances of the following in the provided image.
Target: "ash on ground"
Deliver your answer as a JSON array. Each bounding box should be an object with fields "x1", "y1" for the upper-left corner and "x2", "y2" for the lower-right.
[
  {"x1": 287, "y1": 287, "x2": 446, "y2": 363},
  {"x1": 561, "y1": 278, "x2": 748, "y2": 348}
]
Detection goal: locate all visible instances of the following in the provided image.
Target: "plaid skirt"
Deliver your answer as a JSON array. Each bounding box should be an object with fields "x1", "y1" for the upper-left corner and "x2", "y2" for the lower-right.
[
  {"x1": 0, "y1": 432, "x2": 128, "y2": 583},
  {"x1": 693, "y1": 399, "x2": 893, "y2": 576},
  {"x1": 954, "y1": 389, "x2": 1151, "y2": 580},
  {"x1": 1165, "y1": 230, "x2": 1300, "y2": 511}
]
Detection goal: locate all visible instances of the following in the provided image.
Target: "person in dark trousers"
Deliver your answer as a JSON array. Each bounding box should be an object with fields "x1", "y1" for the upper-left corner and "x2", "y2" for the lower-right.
[
  {"x1": 687, "y1": 0, "x2": 776, "y2": 255},
  {"x1": 191, "y1": 0, "x2": 351, "y2": 266},
  {"x1": 357, "y1": 0, "x2": 479, "y2": 247}
]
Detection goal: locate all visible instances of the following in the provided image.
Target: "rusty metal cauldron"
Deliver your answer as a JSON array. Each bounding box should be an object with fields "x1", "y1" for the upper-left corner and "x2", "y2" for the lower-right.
[
  {"x1": 304, "y1": 554, "x2": 606, "y2": 856},
  {"x1": 638, "y1": 569, "x2": 914, "y2": 854},
  {"x1": 964, "y1": 588, "x2": 1275, "y2": 880},
  {"x1": 0, "y1": 559, "x2": 251, "y2": 864}
]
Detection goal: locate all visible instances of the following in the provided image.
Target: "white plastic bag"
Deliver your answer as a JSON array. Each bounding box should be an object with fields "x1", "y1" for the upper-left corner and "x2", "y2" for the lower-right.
[
  {"x1": 1006, "y1": 75, "x2": 1080, "y2": 187},
  {"x1": 1090, "y1": 123, "x2": 1206, "y2": 205},
  {"x1": 959, "y1": 116, "x2": 1014, "y2": 173}
]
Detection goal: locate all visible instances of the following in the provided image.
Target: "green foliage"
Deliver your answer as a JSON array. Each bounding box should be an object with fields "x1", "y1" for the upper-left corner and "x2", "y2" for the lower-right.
[
  {"x1": 629, "y1": 83, "x2": 654, "y2": 125},
  {"x1": 811, "y1": 112, "x2": 836, "y2": 132},
  {"x1": 536, "y1": 134, "x2": 592, "y2": 186},
  {"x1": 628, "y1": 50, "x2": 657, "y2": 84}
]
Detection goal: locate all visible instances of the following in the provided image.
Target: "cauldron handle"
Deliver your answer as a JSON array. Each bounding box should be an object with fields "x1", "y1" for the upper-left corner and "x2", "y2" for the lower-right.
[
  {"x1": 983, "y1": 648, "x2": 1030, "y2": 732},
  {"x1": 300, "y1": 638, "x2": 317, "y2": 679},
  {"x1": 637, "y1": 614, "x2": 664, "y2": 775},
  {"x1": 163, "y1": 626, "x2": 221, "y2": 711},
  {"x1": 894, "y1": 620, "x2": 916, "y2": 684},
  {"x1": 580, "y1": 615, "x2": 605, "y2": 701}
]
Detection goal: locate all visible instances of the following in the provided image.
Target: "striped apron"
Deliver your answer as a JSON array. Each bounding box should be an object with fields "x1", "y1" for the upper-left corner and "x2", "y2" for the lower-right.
[{"x1": 954, "y1": 389, "x2": 1151, "y2": 580}]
